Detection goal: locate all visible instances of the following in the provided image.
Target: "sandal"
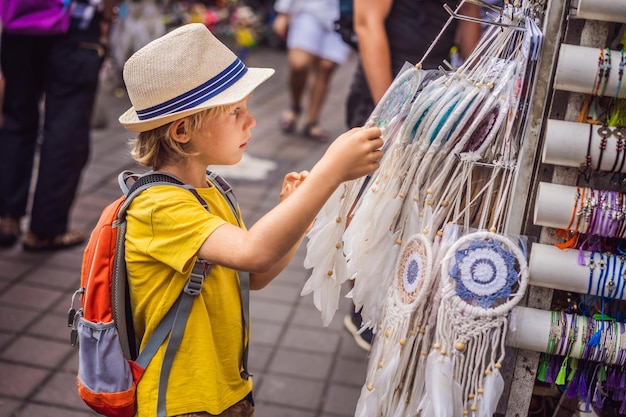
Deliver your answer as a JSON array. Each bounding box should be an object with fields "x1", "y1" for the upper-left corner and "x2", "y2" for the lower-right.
[
  {"x1": 0, "y1": 217, "x2": 20, "y2": 248},
  {"x1": 303, "y1": 122, "x2": 330, "y2": 143},
  {"x1": 279, "y1": 105, "x2": 301, "y2": 133},
  {"x1": 23, "y1": 229, "x2": 86, "y2": 252}
]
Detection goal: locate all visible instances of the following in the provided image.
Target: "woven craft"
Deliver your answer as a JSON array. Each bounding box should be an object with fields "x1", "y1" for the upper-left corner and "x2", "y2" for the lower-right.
[
  {"x1": 355, "y1": 234, "x2": 434, "y2": 417},
  {"x1": 420, "y1": 231, "x2": 528, "y2": 417}
]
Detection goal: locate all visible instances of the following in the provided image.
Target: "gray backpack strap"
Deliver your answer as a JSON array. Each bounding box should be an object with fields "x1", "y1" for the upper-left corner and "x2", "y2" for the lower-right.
[{"x1": 206, "y1": 170, "x2": 252, "y2": 380}]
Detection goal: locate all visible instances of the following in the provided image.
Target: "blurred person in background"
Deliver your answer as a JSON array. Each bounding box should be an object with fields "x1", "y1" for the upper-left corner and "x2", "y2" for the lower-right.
[
  {"x1": 0, "y1": 0, "x2": 116, "y2": 250},
  {"x1": 272, "y1": 0, "x2": 350, "y2": 142}
]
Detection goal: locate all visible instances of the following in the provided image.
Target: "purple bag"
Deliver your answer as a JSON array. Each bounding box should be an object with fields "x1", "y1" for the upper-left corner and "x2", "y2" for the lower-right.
[{"x1": 0, "y1": 0, "x2": 72, "y2": 36}]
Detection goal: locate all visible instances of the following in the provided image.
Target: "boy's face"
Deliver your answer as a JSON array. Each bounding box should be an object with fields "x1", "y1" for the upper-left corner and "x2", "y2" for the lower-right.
[{"x1": 191, "y1": 97, "x2": 256, "y2": 166}]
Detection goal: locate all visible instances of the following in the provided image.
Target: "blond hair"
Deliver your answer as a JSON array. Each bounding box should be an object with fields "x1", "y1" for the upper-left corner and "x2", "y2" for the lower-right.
[{"x1": 130, "y1": 104, "x2": 234, "y2": 168}]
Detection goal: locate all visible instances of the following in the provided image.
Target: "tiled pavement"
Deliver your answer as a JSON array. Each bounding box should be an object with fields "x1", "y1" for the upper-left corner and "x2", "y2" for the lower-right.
[{"x1": 0, "y1": 41, "x2": 370, "y2": 417}]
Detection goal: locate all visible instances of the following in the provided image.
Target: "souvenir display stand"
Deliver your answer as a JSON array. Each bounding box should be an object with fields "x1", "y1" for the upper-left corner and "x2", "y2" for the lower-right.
[
  {"x1": 297, "y1": 0, "x2": 626, "y2": 416},
  {"x1": 504, "y1": 0, "x2": 626, "y2": 415}
]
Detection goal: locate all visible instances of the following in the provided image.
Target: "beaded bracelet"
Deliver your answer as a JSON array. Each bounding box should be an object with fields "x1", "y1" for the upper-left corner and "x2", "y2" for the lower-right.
[
  {"x1": 596, "y1": 125, "x2": 611, "y2": 172},
  {"x1": 607, "y1": 253, "x2": 618, "y2": 299},
  {"x1": 575, "y1": 186, "x2": 587, "y2": 234},
  {"x1": 582, "y1": 188, "x2": 596, "y2": 235},
  {"x1": 547, "y1": 310, "x2": 561, "y2": 355},
  {"x1": 581, "y1": 124, "x2": 594, "y2": 181},
  {"x1": 591, "y1": 48, "x2": 606, "y2": 99},
  {"x1": 565, "y1": 186, "x2": 580, "y2": 232},
  {"x1": 595, "y1": 252, "x2": 607, "y2": 297},
  {"x1": 587, "y1": 251, "x2": 597, "y2": 295},
  {"x1": 600, "y1": 48, "x2": 612, "y2": 98},
  {"x1": 556, "y1": 311, "x2": 569, "y2": 356},
  {"x1": 611, "y1": 128, "x2": 624, "y2": 173}
]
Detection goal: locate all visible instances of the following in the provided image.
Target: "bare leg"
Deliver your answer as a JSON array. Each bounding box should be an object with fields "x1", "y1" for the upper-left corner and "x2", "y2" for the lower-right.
[
  {"x1": 304, "y1": 57, "x2": 338, "y2": 140},
  {"x1": 280, "y1": 48, "x2": 316, "y2": 132}
]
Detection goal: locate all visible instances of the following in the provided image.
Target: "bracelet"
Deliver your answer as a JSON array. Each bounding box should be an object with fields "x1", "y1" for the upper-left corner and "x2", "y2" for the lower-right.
[
  {"x1": 547, "y1": 310, "x2": 560, "y2": 355},
  {"x1": 587, "y1": 250, "x2": 597, "y2": 295},
  {"x1": 607, "y1": 252, "x2": 618, "y2": 299},
  {"x1": 581, "y1": 124, "x2": 593, "y2": 181},
  {"x1": 565, "y1": 186, "x2": 580, "y2": 232},
  {"x1": 617, "y1": 255, "x2": 626, "y2": 301},
  {"x1": 599, "y1": 47, "x2": 612, "y2": 98},
  {"x1": 575, "y1": 186, "x2": 587, "y2": 234},
  {"x1": 595, "y1": 252, "x2": 607, "y2": 297},
  {"x1": 596, "y1": 125, "x2": 611, "y2": 172}
]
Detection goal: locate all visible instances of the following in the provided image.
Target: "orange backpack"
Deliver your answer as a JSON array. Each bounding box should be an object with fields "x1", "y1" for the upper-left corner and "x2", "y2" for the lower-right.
[{"x1": 68, "y1": 170, "x2": 250, "y2": 417}]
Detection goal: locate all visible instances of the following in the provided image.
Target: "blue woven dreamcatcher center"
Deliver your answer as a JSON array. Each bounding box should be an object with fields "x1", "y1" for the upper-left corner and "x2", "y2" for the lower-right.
[{"x1": 449, "y1": 238, "x2": 518, "y2": 309}]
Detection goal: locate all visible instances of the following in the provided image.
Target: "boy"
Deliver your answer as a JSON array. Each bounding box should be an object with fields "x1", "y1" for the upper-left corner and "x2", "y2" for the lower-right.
[{"x1": 118, "y1": 23, "x2": 383, "y2": 416}]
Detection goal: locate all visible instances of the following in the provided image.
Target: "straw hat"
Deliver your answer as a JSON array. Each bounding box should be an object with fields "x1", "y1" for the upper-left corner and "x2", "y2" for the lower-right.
[{"x1": 119, "y1": 23, "x2": 275, "y2": 132}]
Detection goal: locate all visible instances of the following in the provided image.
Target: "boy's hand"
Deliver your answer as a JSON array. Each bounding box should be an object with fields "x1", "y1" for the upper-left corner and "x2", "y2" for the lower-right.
[
  {"x1": 318, "y1": 126, "x2": 384, "y2": 184},
  {"x1": 279, "y1": 170, "x2": 309, "y2": 202}
]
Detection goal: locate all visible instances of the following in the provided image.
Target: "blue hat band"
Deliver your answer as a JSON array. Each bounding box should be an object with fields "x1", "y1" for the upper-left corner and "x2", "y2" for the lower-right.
[{"x1": 136, "y1": 58, "x2": 248, "y2": 120}]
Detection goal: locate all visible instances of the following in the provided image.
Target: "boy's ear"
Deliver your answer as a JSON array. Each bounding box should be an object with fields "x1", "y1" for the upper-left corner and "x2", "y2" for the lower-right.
[{"x1": 170, "y1": 119, "x2": 191, "y2": 144}]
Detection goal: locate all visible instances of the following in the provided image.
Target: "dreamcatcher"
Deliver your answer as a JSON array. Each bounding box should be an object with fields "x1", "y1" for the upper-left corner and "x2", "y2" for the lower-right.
[
  {"x1": 301, "y1": 64, "x2": 426, "y2": 326},
  {"x1": 354, "y1": 233, "x2": 434, "y2": 417},
  {"x1": 419, "y1": 230, "x2": 529, "y2": 417}
]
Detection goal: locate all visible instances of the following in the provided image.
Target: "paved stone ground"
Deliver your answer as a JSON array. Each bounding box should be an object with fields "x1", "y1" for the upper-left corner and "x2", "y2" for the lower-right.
[{"x1": 0, "y1": 40, "x2": 370, "y2": 417}]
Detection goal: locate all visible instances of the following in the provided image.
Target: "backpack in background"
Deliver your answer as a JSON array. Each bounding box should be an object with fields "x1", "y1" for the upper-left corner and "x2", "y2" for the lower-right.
[
  {"x1": 0, "y1": 0, "x2": 73, "y2": 35},
  {"x1": 334, "y1": 0, "x2": 358, "y2": 51},
  {"x1": 68, "y1": 170, "x2": 249, "y2": 417}
]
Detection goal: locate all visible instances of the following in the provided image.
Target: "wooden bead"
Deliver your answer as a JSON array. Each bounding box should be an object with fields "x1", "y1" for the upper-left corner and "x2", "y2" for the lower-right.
[
  {"x1": 395, "y1": 238, "x2": 402, "y2": 245},
  {"x1": 440, "y1": 349, "x2": 447, "y2": 355},
  {"x1": 455, "y1": 341, "x2": 466, "y2": 352},
  {"x1": 335, "y1": 217, "x2": 342, "y2": 223},
  {"x1": 367, "y1": 384, "x2": 374, "y2": 391},
  {"x1": 471, "y1": 405, "x2": 477, "y2": 411},
  {"x1": 423, "y1": 228, "x2": 429, "y2": 235},
  {"x1": 495, "y1": 363, "x2": 502, "y2": 369},
  {"x1": 484, "y1": 369, "x2": 492, "y2": 375},
  {"x1": 335, "y1": 242, "x2": 342, "y2": 249},
  {"x1": 477, "y1": 388, "x2": 484, "y2": 394},
  {"x1": 378, "y1": 361, "x2": 384, "y2": 368},
  {"x1": 468, "y1": 393, "x2": 475, "y2": 399},
  {"x1": 433, "y1": 343, "x2": 441, "y2": 349},
  {"x1": 327, "y1": 271, "x2": 333, "y2": 276}
]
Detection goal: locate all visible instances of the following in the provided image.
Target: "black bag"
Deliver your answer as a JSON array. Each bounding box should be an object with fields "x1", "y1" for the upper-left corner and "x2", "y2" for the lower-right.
[{"x1": 334, "y1": 0, "x2": 358, "y2": 50}]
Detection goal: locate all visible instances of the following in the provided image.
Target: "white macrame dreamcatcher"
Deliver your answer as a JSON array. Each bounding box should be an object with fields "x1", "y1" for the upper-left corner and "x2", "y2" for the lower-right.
[
  {"x1": 301, "y1": 64, "x2": 425, "y2": 326},
  {"x1": 354, "y1": 233, "x2": 434, "y2": 417},
  {"x1": 419, "y1": 230, "x2": 528, "y2": 417}
]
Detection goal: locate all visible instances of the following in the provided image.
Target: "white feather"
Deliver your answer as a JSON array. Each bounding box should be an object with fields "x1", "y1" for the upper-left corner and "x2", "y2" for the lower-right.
[{"x1": 476, "y1": 368, "x2": 504, "y2": 417}]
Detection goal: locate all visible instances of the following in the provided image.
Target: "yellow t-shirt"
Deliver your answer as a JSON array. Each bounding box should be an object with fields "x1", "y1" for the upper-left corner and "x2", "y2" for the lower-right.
[{"x1": 125, "y1": 183, "x2": 252, "y2": 416}]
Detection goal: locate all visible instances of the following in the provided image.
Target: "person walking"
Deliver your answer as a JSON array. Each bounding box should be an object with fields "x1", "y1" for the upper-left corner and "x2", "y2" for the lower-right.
[
  {"x1": 117, "y1": 23, "x2": 382, "y2": 416},
  {"x1": 343, "y1": 0, "x2": 483, "y2": 350},
  {"x1": 0, "y1": 0, "x2": 115, "y2": 250},
  {"x1": 272, "y1": 0, "x2": 350, "y2": 142}
]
